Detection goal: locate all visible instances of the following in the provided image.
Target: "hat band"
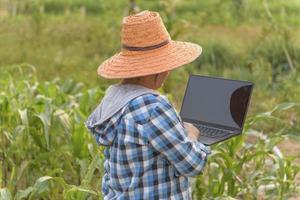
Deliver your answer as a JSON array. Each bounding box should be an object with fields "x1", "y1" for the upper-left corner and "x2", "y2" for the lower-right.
[{"x1": 122, "y1": 39, "x2": 169, "y2": 51}]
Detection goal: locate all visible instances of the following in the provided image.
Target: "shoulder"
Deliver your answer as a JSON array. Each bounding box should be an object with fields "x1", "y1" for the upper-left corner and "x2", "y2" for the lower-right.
[
  {"x1": 121, "y1": 92, "x2": 183, "y2": 125},
  {"x1": 121, "y1": 93, "x2": 174, "y2": 123}
]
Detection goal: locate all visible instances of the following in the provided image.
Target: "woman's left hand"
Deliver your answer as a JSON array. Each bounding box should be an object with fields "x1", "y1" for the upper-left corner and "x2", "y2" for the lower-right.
[{"x1": 183, "y1": 122, "x2": 200, "y2": 141}]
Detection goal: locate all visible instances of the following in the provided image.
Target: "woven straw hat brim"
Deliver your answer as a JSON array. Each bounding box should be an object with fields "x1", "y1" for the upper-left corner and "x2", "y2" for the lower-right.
[{"x1": 97, "y1": 40, "x2": 202, "y2": 79}]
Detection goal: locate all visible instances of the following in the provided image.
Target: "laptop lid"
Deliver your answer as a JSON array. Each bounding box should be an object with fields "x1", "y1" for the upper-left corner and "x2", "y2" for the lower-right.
[{"x1": 179, "y1": 74, "x2": 254, "y2": 131}]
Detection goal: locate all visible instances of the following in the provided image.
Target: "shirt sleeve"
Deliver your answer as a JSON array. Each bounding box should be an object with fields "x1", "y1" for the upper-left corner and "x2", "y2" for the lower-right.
[{"x1": 146, "y1": 101, "x2": 211, "y2": 177}]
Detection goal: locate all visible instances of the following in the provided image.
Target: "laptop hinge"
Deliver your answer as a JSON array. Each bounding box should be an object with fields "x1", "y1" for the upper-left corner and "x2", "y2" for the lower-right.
[{"x1": 181, "y1": 117, "x2": 240, "y2": 132}]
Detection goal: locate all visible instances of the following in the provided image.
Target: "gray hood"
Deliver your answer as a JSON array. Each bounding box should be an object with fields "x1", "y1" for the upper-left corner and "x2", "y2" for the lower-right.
[{"x1": 85, "y1": 83, "x2": 159, "y2": 145}]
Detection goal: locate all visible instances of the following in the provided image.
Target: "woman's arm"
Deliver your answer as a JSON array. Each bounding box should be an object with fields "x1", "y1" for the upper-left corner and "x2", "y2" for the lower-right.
[{"x1": 146, "y1": 102, "x2": 211, "y2": 177}]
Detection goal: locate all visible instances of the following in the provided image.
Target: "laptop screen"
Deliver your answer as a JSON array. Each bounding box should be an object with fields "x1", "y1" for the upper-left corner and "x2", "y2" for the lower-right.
[{"x1": 179, "y1": 75, "x2": 253, "y2": 129}]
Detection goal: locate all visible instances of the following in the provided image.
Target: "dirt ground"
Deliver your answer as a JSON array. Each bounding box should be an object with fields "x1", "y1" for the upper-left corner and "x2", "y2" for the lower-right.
[
  {"x1": 277, "y1": 138, "x2": 300, "y2": 181},
  {"x1": 278, "y1": 138, "x2": 300, "y2": 162}
]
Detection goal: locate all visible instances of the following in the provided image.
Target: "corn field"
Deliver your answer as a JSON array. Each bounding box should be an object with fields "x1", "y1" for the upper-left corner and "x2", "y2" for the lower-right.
[
  {"x1": 0, "y1": 65, "x2": 299, "y2": 199},
  {"x1": 0, "y1": 0, "x2": 300, "y2": 199}
]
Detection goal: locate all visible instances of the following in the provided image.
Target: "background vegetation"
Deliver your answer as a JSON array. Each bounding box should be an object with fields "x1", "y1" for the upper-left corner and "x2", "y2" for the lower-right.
[{"x1": 0, "y1": 0, "x2": 299, "y2": 199}]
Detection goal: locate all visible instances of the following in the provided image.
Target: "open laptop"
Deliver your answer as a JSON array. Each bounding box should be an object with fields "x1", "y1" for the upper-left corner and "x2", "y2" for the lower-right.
[{"x1": 179, "y1": 74, "x2": 254, "y2": 145}]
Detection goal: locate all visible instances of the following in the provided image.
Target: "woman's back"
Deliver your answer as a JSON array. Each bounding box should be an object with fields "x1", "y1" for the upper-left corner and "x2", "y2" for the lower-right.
[{"x1": 86, "y1": 84, "x2": 210, "y2": 199}]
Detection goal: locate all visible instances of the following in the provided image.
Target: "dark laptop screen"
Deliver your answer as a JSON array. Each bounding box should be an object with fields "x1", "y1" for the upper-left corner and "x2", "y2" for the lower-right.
[{"x1": 179, "y1": 75, "x2": 253, "y2": 129}]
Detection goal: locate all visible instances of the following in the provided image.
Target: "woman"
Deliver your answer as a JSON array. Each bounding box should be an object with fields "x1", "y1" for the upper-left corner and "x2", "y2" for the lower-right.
[{"x1": 85, "y1": 10, "x2": 210, "y2": 200}]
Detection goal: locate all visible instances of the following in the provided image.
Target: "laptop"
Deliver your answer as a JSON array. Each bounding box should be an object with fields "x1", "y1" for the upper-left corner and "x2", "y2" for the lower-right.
[{"x1": 179, "y1": 74, "x2": 254, "y2": 145}]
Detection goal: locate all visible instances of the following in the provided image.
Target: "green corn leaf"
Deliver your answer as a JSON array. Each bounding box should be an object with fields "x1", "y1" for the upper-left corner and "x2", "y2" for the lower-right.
[
  {"x1": 0, "y1": 188, "x2": 12, "y2": 200},
  {"x1": 81, "y1": 155, "x2": 101, "y2": 186},
  {"x1": 35, "y1": 110, "x2": 51, "y2": 150},
  {"x1": 15, "y1": 187, "x2": 34, "y2": 200},
  {"x1": 18, "y1": 109, "x2": 29, "y2": 131},
  {"x1": 54, "y1": 109, "x2": 71, "y2": 133},
  {"x1": 271, "y1": 102, "x2": 300, "y2": 113}
]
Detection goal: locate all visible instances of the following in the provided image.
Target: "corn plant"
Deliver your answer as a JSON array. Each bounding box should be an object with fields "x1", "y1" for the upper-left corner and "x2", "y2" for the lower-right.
[
  {"x1": 193, "y1": 103, "x2": 300, "y2": 199},
  {"x1": 0, "y1": 64, "x2": 105, "y2": 199}
]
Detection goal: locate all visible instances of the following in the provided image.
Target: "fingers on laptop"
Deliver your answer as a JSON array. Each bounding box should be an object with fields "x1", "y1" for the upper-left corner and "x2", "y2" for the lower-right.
[{"x1": 184, "y1": 122, "x2": 200, "y2": 141}]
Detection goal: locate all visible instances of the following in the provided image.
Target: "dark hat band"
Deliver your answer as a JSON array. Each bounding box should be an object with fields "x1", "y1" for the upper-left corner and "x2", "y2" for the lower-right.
[{"x1": 122, "y1": 39, "x2": 170, "y2": 51}]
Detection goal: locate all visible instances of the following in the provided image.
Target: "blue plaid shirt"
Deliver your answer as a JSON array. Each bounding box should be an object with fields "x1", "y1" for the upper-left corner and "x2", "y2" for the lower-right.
[{"x1": 87, "y1": 93, "x2": 210, "y2": 199}]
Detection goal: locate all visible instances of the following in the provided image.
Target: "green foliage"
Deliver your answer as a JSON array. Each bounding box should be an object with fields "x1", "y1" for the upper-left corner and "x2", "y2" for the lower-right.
[
  {"x1": 196, "y1": 40, "x2": 240, "y2": 70},
  {"x1": 0, "y1": 0, "x2": 300, "y2": 199},
  {"x1": 0, "y1": 65, "x2": 105, "y2": 199},
  {"x1": 193, "y1": 103, "x2": 300, "y2": 199},
  {"x1": 249, "y1": 32, "x2": 300, "y2": 82},
  {"x1": 0, "y1": 63, "x2": 299, "y2": 199}
]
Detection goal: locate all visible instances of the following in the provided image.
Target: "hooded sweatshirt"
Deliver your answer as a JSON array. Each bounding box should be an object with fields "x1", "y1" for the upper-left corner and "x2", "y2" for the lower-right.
[{"x1": 85, "y1": 83, "x2": 159, "y2": 146}]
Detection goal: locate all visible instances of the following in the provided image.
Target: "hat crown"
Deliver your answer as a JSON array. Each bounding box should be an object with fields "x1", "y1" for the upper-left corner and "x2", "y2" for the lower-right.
[{"x1": 121, "y1": 10, "x2": 171, "y2": 48}]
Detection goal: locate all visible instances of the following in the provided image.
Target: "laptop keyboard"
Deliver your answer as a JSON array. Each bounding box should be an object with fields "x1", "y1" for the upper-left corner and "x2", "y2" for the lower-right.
[{"x1": 195, "y1": 124, "x2": 229, "y2": 138}]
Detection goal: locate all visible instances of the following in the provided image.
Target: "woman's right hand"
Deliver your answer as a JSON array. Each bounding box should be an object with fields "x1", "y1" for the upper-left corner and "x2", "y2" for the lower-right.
[{"x1": 183, "y1": 122, "x2": 200, "y2": 141}]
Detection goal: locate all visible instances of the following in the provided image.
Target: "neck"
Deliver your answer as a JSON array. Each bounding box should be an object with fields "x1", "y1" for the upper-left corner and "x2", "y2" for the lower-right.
[{"x1": 121, "y1": 79, "x2": 156, "y2": 90}]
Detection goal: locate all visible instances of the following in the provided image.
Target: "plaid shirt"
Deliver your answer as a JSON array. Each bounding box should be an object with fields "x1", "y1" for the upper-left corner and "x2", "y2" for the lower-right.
[{"x1": 87, "y1": 93, "x2": 211, "y2": 199}]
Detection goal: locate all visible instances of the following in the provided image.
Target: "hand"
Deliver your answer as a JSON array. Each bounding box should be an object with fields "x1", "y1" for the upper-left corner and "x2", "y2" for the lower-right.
[{"x1": 183, "y1": 122, "x2": 200, "y2": 141}]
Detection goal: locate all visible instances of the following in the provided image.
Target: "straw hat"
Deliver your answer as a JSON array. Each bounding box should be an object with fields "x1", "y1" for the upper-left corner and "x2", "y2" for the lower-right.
[{"x1": 97, "y1": 10, "x2": 202, "y2": 79}]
